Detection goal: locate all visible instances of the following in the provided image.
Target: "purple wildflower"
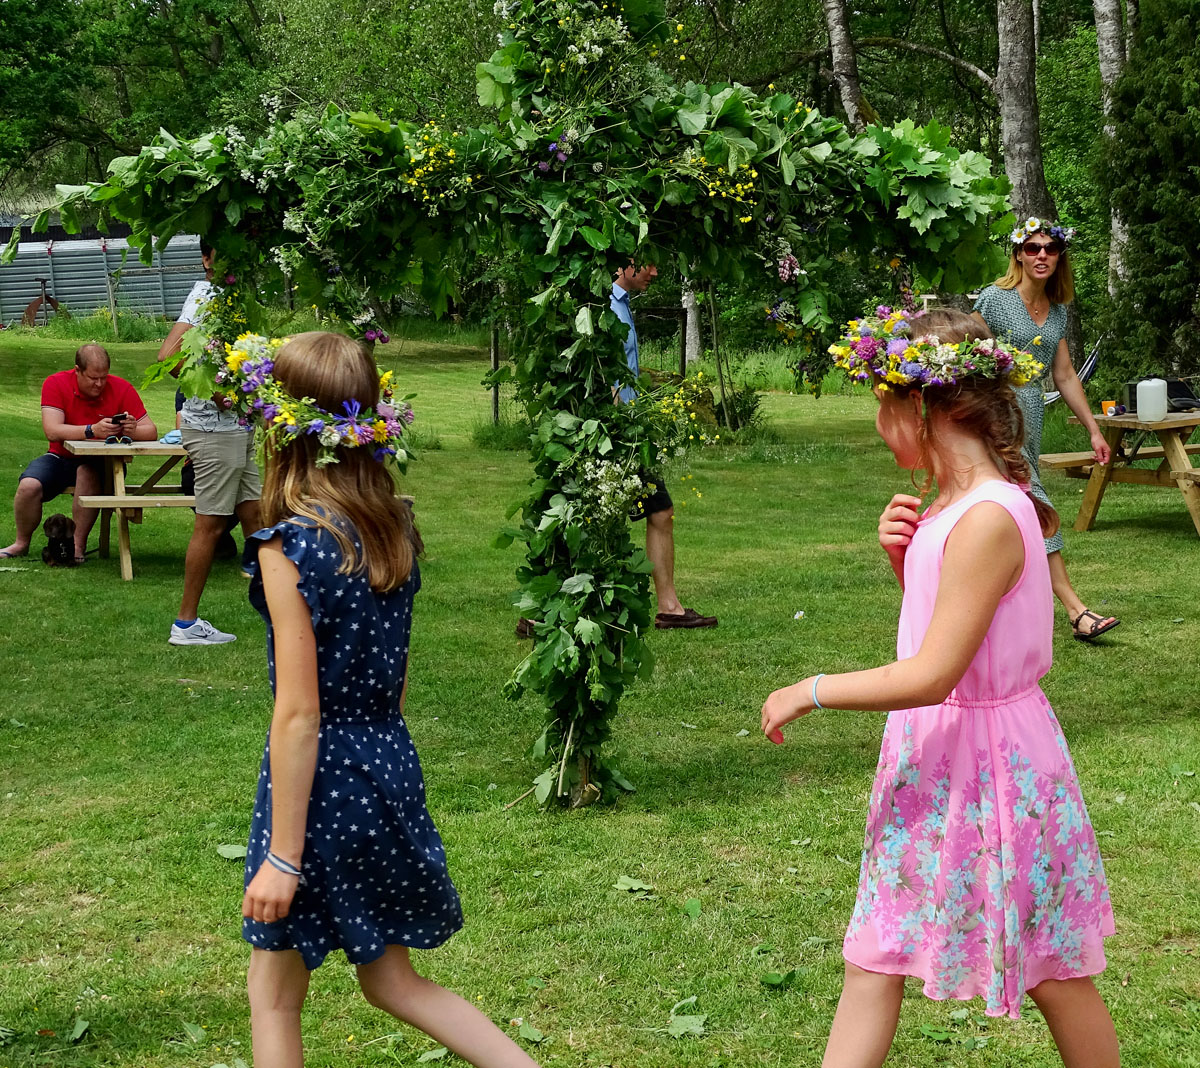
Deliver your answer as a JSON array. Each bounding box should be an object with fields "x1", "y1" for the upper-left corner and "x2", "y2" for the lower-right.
[
  {"x1": 876, "y1": 305, "x2": 892, "y2": 316},
  {"x1": 886, "y1": 338, "x2": 907, "y2": 356},
  {"x1": 537, "y1": 161, "x2": 550, "y2": 173},
  {"x1": 853, "y1": 336, "x2": 883, "y2": 360}
]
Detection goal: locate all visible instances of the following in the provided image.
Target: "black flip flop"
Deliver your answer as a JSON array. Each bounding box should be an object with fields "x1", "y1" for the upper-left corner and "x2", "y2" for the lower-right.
[{"x1": 1071, "y1": 609, "x2": 1120, "y2": 642}]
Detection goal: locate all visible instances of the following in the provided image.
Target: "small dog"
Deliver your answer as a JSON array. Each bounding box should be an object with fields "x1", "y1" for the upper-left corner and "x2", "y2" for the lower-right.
[{"x1": 42, "y1": 513, "x2": 78, "y2": 567}]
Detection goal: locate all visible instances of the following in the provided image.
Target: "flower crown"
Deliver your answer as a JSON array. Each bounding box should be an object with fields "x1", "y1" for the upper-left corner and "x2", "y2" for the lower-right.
[
  {"x1": 214, "y1": 334, "x2": 414, "y2": 468},
  {"x1": 1010, "y1": 216, "x2": 1076, "y2": 247},
  {"x1": 828, "y1": 307, "x2": 1044, "y2": 389}
]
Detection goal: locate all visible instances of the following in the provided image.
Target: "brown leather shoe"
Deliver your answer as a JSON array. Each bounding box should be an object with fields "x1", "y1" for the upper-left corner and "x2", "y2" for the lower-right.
[{"x1": 654, "y1": 607, "x2": 718, "y2": 629}]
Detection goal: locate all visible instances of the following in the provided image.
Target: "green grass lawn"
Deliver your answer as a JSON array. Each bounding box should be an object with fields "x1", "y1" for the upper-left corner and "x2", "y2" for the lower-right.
[{"x1": 1, "y1": 331, "x2": 1198, "y2": 1068}]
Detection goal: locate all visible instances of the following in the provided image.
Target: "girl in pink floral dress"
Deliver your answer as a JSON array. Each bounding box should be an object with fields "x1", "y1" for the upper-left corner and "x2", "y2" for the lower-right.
[{"x1": 762, "y1": 309, "x2": 1117, "y2": 1068}]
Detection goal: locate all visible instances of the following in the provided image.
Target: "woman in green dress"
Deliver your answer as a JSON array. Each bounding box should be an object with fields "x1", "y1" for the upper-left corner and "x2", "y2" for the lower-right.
[{"x1": 972, "y1": 218, "x2": 1120, "y2": 641}]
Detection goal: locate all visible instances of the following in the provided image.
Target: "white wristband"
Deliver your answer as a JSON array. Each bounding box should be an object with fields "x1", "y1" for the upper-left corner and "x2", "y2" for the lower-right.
[{"x1": 811, "y1": 673, "x2": 827, "y2": 710}]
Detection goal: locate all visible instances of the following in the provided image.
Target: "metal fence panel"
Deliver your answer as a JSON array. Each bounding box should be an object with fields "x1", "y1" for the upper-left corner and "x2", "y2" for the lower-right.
[{"x1": 0, "y1": 235, "x2": 205, "y2": 324}]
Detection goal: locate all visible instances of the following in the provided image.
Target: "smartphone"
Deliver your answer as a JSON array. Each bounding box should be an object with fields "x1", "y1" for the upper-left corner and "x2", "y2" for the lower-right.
[{"x1": 111, "y1": 412, "x2": 129, "y2": 424}]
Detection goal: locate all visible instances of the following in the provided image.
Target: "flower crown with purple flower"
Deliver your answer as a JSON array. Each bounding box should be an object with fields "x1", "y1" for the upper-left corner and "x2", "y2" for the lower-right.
[
  {"x1": 1010, "y1": 216, "x2": 1076, "y2": 248},
  {"x1": 214, "y1": 334, "x2": 414, "y2": 468},
  {"x1": 828, "y1": 307, "x2": 1044, "y2": 390}
]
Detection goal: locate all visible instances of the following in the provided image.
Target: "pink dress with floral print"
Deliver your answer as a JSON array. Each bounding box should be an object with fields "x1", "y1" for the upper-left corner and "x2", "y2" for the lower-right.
[{"x1": 843, "y1": 480, "x2": 1114, "y2": 1018}]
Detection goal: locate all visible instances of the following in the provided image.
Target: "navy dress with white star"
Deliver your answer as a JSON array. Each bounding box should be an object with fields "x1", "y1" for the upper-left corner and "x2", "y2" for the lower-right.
[{"x1": 241, "y1": 517, "x2": 462, "y2": 969}]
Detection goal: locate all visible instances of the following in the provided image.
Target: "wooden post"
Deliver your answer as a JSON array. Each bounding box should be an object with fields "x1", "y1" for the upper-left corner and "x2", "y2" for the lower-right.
[
  {"x1": 490, "y1": 325, "x2": 500, "y2": 425},
  {"x1": 707, "y1": 286, "x2": 737, "y2": 431},
  {"x1": 678, "y1": 306, "x2": 686, "y2": 378},
  {"x1": 106, "y1": 273, "x2": 120, "y2": 341}
]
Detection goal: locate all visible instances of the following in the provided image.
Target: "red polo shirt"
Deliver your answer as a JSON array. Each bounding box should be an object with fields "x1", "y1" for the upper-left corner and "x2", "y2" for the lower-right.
[{"x1": 41, "y1": 369, "x2": 148, "y2": 456}]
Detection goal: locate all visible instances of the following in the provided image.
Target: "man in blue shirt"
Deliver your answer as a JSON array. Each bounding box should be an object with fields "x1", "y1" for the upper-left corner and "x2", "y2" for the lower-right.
[{"x1": 611, "y1": 262, "x2": 717, "y2": 629}]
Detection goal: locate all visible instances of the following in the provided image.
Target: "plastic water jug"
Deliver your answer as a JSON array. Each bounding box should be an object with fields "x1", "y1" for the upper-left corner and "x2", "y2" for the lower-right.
[{"x1": 1136, "y1": 378, "x2": 1168, "y2": 422}]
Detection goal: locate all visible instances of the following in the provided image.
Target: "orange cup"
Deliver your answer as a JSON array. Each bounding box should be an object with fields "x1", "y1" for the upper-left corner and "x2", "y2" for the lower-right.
[{"x1": 1100, "y1": 400, "x2": 1118, "y2": 417}]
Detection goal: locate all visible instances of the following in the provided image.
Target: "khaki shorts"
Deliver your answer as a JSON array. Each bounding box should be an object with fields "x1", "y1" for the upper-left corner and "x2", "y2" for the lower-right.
[{"x1": 181, "y1": 428, "x2": 262, "y2": 515}]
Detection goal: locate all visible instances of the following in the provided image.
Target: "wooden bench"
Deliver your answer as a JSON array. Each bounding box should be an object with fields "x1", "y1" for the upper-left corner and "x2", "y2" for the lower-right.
[
  {"x1": 1042, "y1": 443, "x2": 1200, "y2": 479},
  {"x1": 79, "y1": 495, "x2": 197, "y2": 510},
  {"x1": 1041, "y1": 450, "x2": 1096, "y2": 471}
]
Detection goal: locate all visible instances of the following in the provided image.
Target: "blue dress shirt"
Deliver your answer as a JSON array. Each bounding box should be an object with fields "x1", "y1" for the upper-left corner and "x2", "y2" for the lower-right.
[{"x1": 610, "y1": 281, "x2": 639, "y2": 403}]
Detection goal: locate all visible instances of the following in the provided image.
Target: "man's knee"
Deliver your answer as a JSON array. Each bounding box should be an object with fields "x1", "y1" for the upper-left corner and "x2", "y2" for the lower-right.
[
  {"x1": 15, "y1": 478, "x2": 44, "y2": 506},
  {"x1": 647, "y1": 505, "x2": 674, "y2": 529},
  {"x1": 192, "y1": 512, "x2": 233, "y2": 539}
]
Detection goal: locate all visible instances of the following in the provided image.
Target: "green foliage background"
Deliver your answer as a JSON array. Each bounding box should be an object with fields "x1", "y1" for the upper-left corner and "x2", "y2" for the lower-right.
[{"x1": 1101, "y1": 0, "x2": 1200, "y2": 389}]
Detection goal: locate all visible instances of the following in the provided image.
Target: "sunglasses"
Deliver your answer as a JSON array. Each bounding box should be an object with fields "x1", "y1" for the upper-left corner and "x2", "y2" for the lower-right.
[
  {"x1": 1021, "y1": 241, "x2": 1061, "y2": 257},
  {"x1": 104, "y1": 435, "x2": 134, "y2": 445}
]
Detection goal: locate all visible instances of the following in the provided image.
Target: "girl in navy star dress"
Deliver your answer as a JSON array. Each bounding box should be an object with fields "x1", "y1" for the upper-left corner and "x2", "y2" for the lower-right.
[{"x1": 241, "y1": 332, "x2": 540, "y2": 1068}]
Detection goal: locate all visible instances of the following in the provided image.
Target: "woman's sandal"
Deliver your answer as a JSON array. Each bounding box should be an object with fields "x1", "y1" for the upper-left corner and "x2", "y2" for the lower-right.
[{"x1": 1070, "y1": 608, "x2": 1120, "y2": 642}]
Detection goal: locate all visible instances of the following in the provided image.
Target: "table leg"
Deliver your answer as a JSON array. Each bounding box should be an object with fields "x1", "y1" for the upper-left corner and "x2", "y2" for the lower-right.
[
  {"x1": 99, "y1": 460, "x2": 114, "y2": 558},
  {"x1": 1073, "y1": 426, "x2": 1125, "y2": 532},
  {"x1": 1159, "y1": 430, "x2": 1200, "y2": 536},
  {"x1": 117, "y1": 509, "x2": 133, "y2": 580},
  {"x1": 112, "y1": 460, "x2": 134, "y2": 579}
]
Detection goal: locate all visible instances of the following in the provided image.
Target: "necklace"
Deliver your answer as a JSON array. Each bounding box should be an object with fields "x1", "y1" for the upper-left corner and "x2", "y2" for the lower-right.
[{"x1": 1020, "y1": 290, "x2": 1048, "y2": 320}]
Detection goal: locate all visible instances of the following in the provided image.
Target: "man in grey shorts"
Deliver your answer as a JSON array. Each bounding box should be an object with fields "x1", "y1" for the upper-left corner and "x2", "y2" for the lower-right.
[{"x1": 156, "y1": 241, "x2": 262, "y2": 645}]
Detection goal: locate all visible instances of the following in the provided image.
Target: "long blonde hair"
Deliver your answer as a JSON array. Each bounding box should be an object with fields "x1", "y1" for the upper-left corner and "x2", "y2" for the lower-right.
[
  {"x1": 905, "y1": 309, "x2": 1060, "y2": 538},
  {"x1": 261, "y1": 331, "x2": 416, "y2": 592},
  {"x1": 992, "y1": 238, "x2": 1075, "y2": 304}
]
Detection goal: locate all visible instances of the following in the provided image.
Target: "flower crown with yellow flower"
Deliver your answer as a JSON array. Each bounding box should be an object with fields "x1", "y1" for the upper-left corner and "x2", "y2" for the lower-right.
[
  {"x1": 1010, "y1": 216, "x2": 1076, "y2": 248},
  {"x1": 214, "y1": 334, "x2": 414, "y2": 468},
  {"x1": 829, "y1": 307, "x2": 1044, "y2": 390}
]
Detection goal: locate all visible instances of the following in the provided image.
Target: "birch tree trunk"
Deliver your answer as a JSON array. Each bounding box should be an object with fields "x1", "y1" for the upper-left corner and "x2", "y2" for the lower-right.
[
  {"x1": 1125, "y1": 0, "x2": 1140, "y2": 55},
  {"x1": 995, "y1": 0, "x2": 1085, "y2": 362},
  {"x1": 1094, "y1": 0, "x2": 1129, "y2": 294},
  {"x1": 995, "y1": 0, "x2": 1056, "y2": 218},
  {"x1": 681, "y1": 286, "x2": 701, "y2": 365},
  {"x1": 821, "y1": 0, "x2": 877, "y2": 131}
]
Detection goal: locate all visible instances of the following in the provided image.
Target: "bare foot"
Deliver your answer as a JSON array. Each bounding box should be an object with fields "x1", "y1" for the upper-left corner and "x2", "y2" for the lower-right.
[{"x1": 0, "y1": 543, "x2": 30, "y2": 558}]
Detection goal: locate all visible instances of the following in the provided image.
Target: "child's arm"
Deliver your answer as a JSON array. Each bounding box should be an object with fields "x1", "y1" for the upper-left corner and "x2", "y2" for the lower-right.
[
  {"x1": 763, "y1": 501, "x2": 1023, "y2": 741},
  {"x1": 878, "y1": 493, "x2": 922, "y2": 587},
  {"x1": 243, "y1": 538, "x2": 321, "y2": 924}
]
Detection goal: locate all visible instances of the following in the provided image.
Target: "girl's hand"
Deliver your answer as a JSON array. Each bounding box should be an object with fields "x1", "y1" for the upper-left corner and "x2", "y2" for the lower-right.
[
  {"x1": 243, "y1": 861, "x2": 299, "y2": 924},
  {"x1": 761, "y1": 678, "x2": 818, "y2": 744},
  {"x1": 879, "y1": 494, "x2": 922, "y2": 556},
  {"x1": 1089, "y1": 430, "x2": 1111, "y2": 465}
]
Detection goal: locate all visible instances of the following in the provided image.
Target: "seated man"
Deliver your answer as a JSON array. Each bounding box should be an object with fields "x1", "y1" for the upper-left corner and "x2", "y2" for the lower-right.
[{"x1": 1, "y1": 344, "x2": 157, "y2": 562}]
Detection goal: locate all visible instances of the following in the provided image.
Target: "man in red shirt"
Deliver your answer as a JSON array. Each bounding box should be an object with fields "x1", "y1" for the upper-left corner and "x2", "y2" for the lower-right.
[{"x1": 1, "y1": 345, "x2": 157, "y2": 562}]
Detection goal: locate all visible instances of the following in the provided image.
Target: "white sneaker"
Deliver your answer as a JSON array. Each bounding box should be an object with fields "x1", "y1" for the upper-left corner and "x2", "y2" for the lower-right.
[{"x1": 169, "y1": 618, "x2": 237, "y2": 645}]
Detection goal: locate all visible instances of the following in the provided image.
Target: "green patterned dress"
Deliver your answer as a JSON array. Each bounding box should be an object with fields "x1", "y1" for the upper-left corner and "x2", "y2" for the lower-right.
[{"x1": 973, "y1": 285, "x2": 1067, "y2": 554}]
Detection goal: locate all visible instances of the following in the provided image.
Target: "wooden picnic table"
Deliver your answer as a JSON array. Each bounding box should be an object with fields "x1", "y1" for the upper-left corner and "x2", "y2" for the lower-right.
[
  {"x1": 65, "y1": 440, "x2": 193, "y2": 580},
  {"x1": 1040, "y1": 411, "x2": 1200, "y2": 535}
]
